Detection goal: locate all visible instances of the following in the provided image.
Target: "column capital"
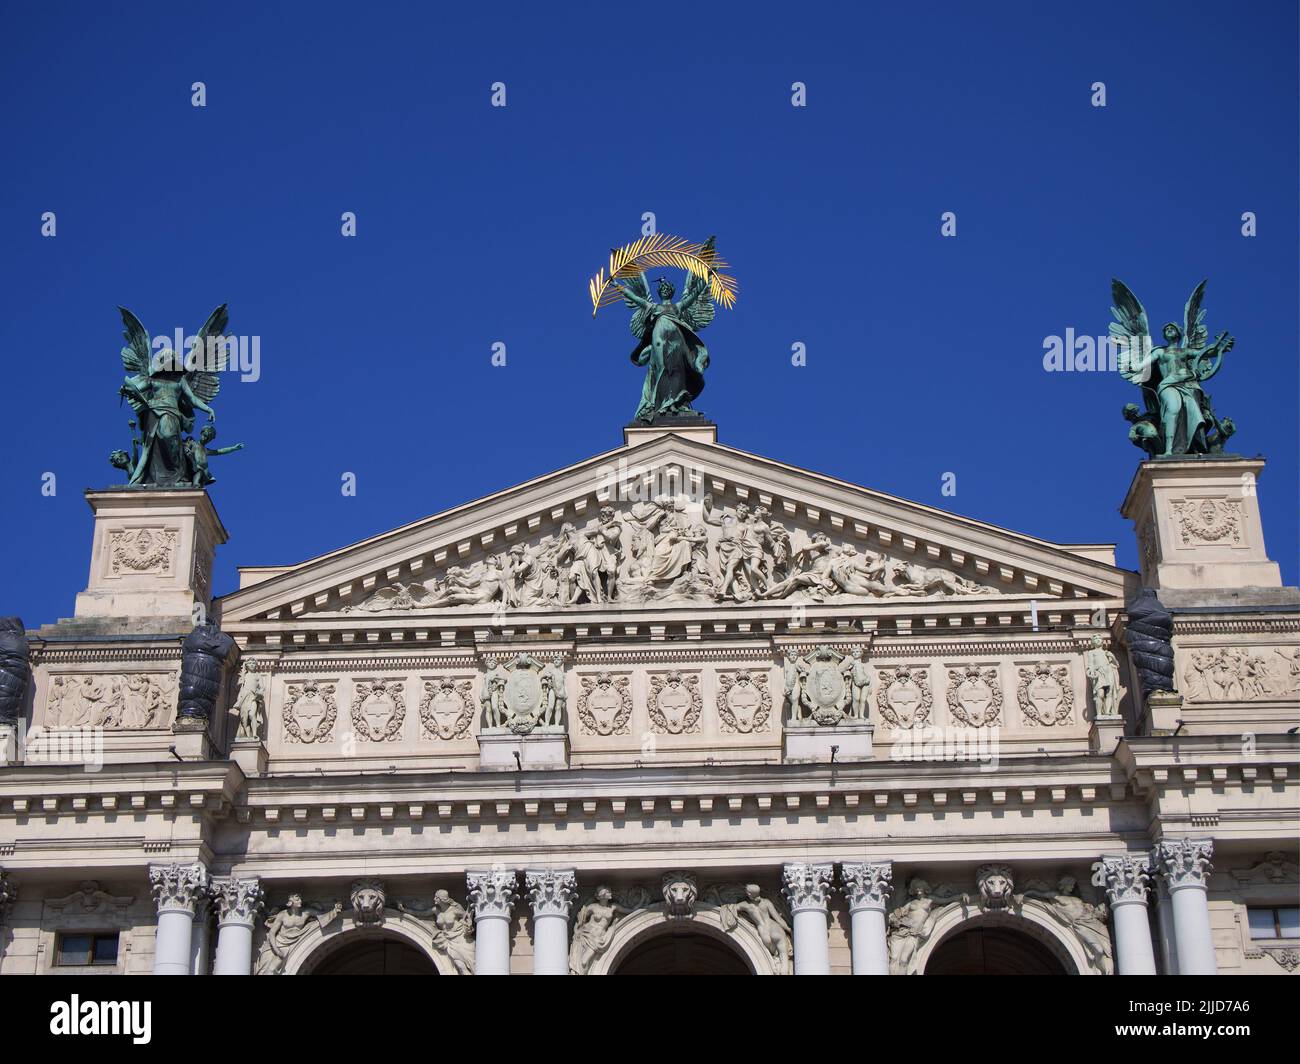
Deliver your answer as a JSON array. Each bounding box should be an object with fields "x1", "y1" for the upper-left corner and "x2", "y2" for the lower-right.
[
  {"x1": 213, "y1": 876, "x2": 265, "y2": 927},
  {"x1": 525, "y1": 869, "x2": 577, "y2": 919},
  {"x1": 1099, "y1": 854, "x2": 1152, "y2": 905},
  {"x1": 782, "y1": 862, "x2": 834, "y2": 914},
  {"x1": 840, "y1": 861, "x2": 894, "y2": 913},
  {"x1": 149, "y1": 862, "x2": 209, "y2": 916},
  {"x1": 467, "y1": 868, "x2": 520, "y2": 919},
  {"x1": 1152, "y1": 839, "x2": 1214, "y2": 890}
]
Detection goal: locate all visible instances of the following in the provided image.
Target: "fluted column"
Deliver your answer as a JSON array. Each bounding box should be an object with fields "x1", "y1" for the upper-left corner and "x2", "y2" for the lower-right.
[
  {"x1": 1153, "y1": 839, "x2": 1216, "y2": 974},
  {"x1": 149, "y1": 863, "x2": 208, "y2": 975},
  {"x1": 840, "y1": 861, "x2": 892, "y2": 974},
  {"x1": 782, "y1": 863, "x2": 833, "y2": 975},
  {"x1": 468, "y1": 869, "x2": 519, "y2": 975},
  {"x1": 212, "y1": 877, "x2": 264, "y2": 975},
  {"x1": 1100, "y1": 855, "x2": 1156, "y2": 975},
  {"x1": 526, "y1": 869, "x2": 576, "y2": 976}
]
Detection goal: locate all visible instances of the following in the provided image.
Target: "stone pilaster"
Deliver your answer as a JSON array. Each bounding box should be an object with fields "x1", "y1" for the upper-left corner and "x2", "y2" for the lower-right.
[
  {"x1": 1152, "y1": 839, "x2": 1217, "y2": 974},
  {"x1": 782, "y1": 862, "x2": 833, "y2": 975},
  {"x1": 212, "y1": 876, "x2": 264, "y2": 975},
  {"x1": 526, "y1": 869, "x2": 576, "y2": 976},
  {"x1": 149, "y1": 862, "x2": 209, "y2": 975},
  {"x1": 468, "y1": 868, "x2": 519, "y2": 976},
  {"x1": 840, "y1": 861, "x2": 892, "y2": 975},
  {"x1": 1100, "y1": 855, "x2": 1156, "y2": 975}
]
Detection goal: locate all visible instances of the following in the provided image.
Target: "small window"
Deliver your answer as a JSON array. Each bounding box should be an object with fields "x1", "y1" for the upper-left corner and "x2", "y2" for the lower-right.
[
  {"x1": 55, "y1": 932, "x2": 119, "y2": 966},
  {"x1": 1247, "y1": 906, "x2": 1300, "y2": 941}
]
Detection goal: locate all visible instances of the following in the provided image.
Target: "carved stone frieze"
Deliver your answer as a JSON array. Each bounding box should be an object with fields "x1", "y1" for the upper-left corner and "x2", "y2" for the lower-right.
[
  {"x1": 945, "y1": 665, "x2": 1002, "y2": 728},
  {"x1": 647, "y1": 670, "x2": 702, "y2": 734},
  {"x1": 350, "y1": 678, "x2": 406, "y2": 742},
  {"x1": 45, "y1": 881, "x2": 135, "y2": 920},
  {"x1": 875, "y1": 664, "x2": 933, "y2": 730},
  {"x1": 1170, "y1": 497, "x2": 1242, "y2": 546},
  {"x1": 282, "y1": 680, "x2": 338, "y2": 744},
  {"x1": 1181, "y1": 646, "x2": 1300, "y2": 702},
  {"x1": 717, "y1": 669, "x2": 772, "y2": 733},
  {"x1": 1016, "y1": 661, "x2": 1075, "y2": 726},
  {"x1": 419, "y1": 676, "x2": 474, "y2": 740},
  {"x1": 46, "y1": 672, "x2": 177, "y2": 730},
  {"x1": 576, "y1": 672, "x2": 631, "y2": 736},
  {"x1": 1229, "y1": 852, "x2": 1299, "y2": 887},
  {"x1": 108, "y1": 527, "x2": 177, "y2": 576}
]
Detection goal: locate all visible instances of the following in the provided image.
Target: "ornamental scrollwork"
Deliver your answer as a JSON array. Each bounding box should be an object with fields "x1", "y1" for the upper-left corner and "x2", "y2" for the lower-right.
[
  {"x1": 350, "y1": 678, "x2": 406, "y2": 742},
  {"x1": 419, "y1": 677, "x2": 474, "y2": 740},
  {"x1": 875, "y1": 664, "x2": 933, "y2": 730},
  {"x1": 647, "y1": 670, "x2": 701, "y2": 734},
  {"x1": 945, "y1": 665, "x2": 1002, "y2": 728},
  {"x1": 717, "y1": 669, "x2": 772, "y2": 733},
  {"x1": 282, "y1": 680, "x2": 338, "y2": 744},
  {"x1": 576, "y1": 672, "x2": 632, "y2": 736},
  {"x1": 1016, "y1": 661, "x2": 1074, "y2": 726}
]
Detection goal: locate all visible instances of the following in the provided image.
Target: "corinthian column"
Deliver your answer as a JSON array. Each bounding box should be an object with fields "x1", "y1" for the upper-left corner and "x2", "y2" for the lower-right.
[
  {"x1": 782, "y1": 863, "x2": 833, "y2": 975},
  {"x1": 840, "y1": 861, "x2": 892, "y2": 975},
  {"x1": 212, "y1": 877, "x2": 265, "y2": 975},
  {"x1": 1100, "y1": 855, "x2": 1156, "y2": 975},
  {"x1": 468, "y1": 869, "x2": 519, "y2": 976},
  {"x1": 1153, "y1": 839, "x2": 1217, "y2": 975},
  {"x1": 149, "y1": 863, "x2": 209, "y2": 975},
  {"x1": 526, "y1": 869, "x2": 576, "y2": 976}
]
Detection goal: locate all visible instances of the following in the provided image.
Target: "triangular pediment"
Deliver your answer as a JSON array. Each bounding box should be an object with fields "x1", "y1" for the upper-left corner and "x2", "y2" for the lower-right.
[{"x1": 217, "y1": 433, "x2": 1132, "y2": 629}]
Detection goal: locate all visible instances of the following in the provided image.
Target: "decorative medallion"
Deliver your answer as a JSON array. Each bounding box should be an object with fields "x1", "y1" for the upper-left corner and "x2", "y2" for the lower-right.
[
  {"x1": 717, "y1": 669, "x2": 772, "y2": 733},
  {"x1": 108, "y1": 527, "x2": 178, "y2": 576},
  {"x1": 577, "y1": 672, "x2": 632, "y2": 736},
  {"x1": 281, "y1": 680, "x2": 338, "y2": 744},
  {"x1": 1171, "y1": 498, "x2": 1242, "y2": 546},
  {"x1": 350, "y1": 679, "x2": 406, "y2": 742},
  {"x1": 419, "y1": 677, "x2": 474, "y2": 740},
  {"x1": 1016, "y1": 662, "x2": 1074, "y2": 726},
  {"x1": 648, "y1": 671, "x2": 702, "y2": 734},
  {"x1": 875, "y1": 665, "x2": 933, "y2": 729},
  {"x1": 945, "y1": 665, "x2": 1002, "y2": 728},
  {"x1": 480, "y1": 653, "x2": 566, "y2": 735}
]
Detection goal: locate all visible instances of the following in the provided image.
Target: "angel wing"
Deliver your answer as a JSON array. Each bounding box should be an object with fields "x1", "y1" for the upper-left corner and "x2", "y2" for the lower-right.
[
  {"x1": 118, "y1": 306, "x2": 152, "y2": 377},
  {"x1": 1183, "y1": 279, "x2": 1208, "y2": 349},
  {"x1": 1109, "y1": 278, "x2": 1154, "y2": 384},
  {"x1": 186, "y1": 304, "x2": 229, "y2": 404},
  {"x1": 621, "y1": 272, "x2": 652, "y2": 338},
  {"x1": 677, "y1": 234, "x2": 716, "y2": 332}
]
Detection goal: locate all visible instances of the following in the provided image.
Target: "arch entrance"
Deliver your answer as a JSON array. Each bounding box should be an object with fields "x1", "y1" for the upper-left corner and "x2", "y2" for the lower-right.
[
  {"x1": 302, "y1": 933, "x2": 438, "y2": 975},
  {"x1": 924, "y1": 922, "x2": 1071, "y2": 975}
]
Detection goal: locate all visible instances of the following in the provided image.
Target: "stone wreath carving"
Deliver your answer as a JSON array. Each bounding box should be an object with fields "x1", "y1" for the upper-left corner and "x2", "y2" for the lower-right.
[
  {"x1": 419, "y1": 677, "x2": 474, "y2": 740},
  {"x1": 282, "y1": 680, "x2": 338, "y2": 744},
  {"x1": 875, "y1": 665, "x2": 933, "y2": 729},
  {"x1": 1171, "y1": 498, "x2": 1242, "y2": 546},
  {"x1": 717, "y1": 670, "x2": 772, "y2": 733},
  {"x1": 647, "y1": 670, "x2": 702, "y2": 734},
  {"x1": 577, "y1": 672, "x2": 632, "y2": 736},
  {"x1": 1016, "y1": 662, "x2": 1075, "y2": 726},
  {"x1": 350, "y1": 679, "x2": 406, "y2": 742},
  {"x1": 945, "y1": 665, "x2": 1002, "y2": 728},
  {"x1": 108, "y1": 527, "x2": 178, "y2": 575}
]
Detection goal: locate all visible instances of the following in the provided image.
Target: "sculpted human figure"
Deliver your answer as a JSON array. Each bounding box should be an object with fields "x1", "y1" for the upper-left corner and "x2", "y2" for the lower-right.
[
  {"x1": 569, "y1": 886, "x2": 636, "y2": 974},
  {"x1": 184, "y1": 424, "x2": 244, "y2": 487},
  {"x1": 539, "y1": 654, "x2": 566, "y2": 727},
  {"x1": 479, "y1": 656, "x2": 509, "y2": 729},
  {"x1": 1083, "y1": 635, "x2": 1123, "y2": 718},
  {"x1": 760, "y1": 533, "x2": 836, "y2": 600},
  {"x1": 887, "y1": 879, "x2": 967, "y2": 974},
  {"x1": 255, "y1": 893, "x2": 343, "y2": 975},
  {"x1": 702, "y1": 496, "x2": 768, "y2": 599},
  {"x1": 426, "y1": 558, "x2": 508, "y2": 607},
  {"x1": 830, "y1": 545, "x2": 892, "y2": 597},
  {"x1": 783, "y1": 649, "x2": 806, "y2": 722},
  {"x1": 847, "y1": 648, "x2": 872, "y2": 721},
  {"x1": 233, "y1": 662, "x2": 266, "y2": 739},
  {"x1": 1019, "y1": 876, "x2": 1112, "y2": 975},
  {"x1": 398, "y1": 890, "x2": 475, "y2": 975},
  {"x1": 583, "y1": 507, "x2": 624, "y2": 602},
  {"x1": 724, "y1": 884, "x2": 791, "y2": 973}
]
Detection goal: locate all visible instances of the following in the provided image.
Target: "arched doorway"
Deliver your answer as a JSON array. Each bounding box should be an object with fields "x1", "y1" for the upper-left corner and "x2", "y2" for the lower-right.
[
  {"x1": 305, "y1": 934, "x2": 438, "y2": 975},
  {"x1": 924, "y1": 925, "x2": 1068, "y2": 975},
  {"x1": 612, "y1": 930, "x2": 752, "y2": 975}
]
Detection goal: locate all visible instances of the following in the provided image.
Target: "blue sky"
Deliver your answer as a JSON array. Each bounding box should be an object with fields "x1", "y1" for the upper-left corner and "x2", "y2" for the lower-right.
[{"x1": 1, "y1": 0, "x2": 1295, "y2": 625}]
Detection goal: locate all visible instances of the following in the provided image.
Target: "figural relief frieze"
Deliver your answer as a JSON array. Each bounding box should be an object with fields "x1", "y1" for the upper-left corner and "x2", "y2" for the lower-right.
[
  {"x1": 46, "y1": 673, "x2": 177, "y2": 729},
  {"x1": 945, "y1": 665, "x2": 1002, "y2": 728},
  {"x1": 350, "y1": 679, "x2": 406, "y2": 742},
  {"x1": 717, "y1": 669, "x2": 772, "y2": 733},
  {"x1": 576, "y1": 672, "x2": 632, "y2": 736},
  {"x1": 875, "y1": 664, "x2": 933, "y2": 730},
  {"x1": 281, "y1": 680, "x2": 338, "y2": 744},
  {"x1": 329, "y1": 488, "x2": 1000, "y2": 616},
  {"x1": 419, "y1": 676, "x2": 474, "y2": 740},
  {"x1": 1016, "y1": 662, "x2": 1075, "y2": 726},
  {"x1": 1182, "y1": 647, "x2": 1300, "y2": 702},
  {"x1": 107, "y1": 527, "x2": 178, "y2": 576},
  {"x1": 647, "y1": 670, "x2": 702, "y2": 734},
  {"x1": 480, "y1": 653, "x2": 566, "y2": 735},
  {"x1": 1171, "y1": 497, "x2": 1243, "y2": 546}
]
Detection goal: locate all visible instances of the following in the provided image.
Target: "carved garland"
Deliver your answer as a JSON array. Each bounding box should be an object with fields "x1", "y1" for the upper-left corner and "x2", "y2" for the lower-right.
[
  {"x1": 577, "y1": 673, "x2": 632, "y2": 736},
  {"x1": 717, "y1": 670, "x2": 772, "y2": 734},
  {"x1": 1016, "y1": 662, "x2": 1075, "y2": 726},
  {"x1": 875, "y1": 665, "x2": 933, "y2": 729},
  {"x1": 945, "y1": 665, "x2": 1002, "y2": 728},
  {"x1": 282, "y1": 681, "x2": 338, "y2": 744},
  {"x1": 350, "y1": 679, "x2": 406, "y2": 742},
  {"x1": 1171, "y1": 499, "x2": 1242, "y2": 546},
  {"x1": 109, "y1": 527, "x2": 178, "y2": 575},
  {"x1": 647, "y1": 671, "x2": 702, "y2": 735},
  {"x1": 419, "y1": 678, "x2": 474, "y2": 740}
]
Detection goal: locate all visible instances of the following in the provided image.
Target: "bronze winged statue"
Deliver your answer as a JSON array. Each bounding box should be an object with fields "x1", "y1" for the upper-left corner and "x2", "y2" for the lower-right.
[
  {"x1": 113, "y1": 305, "x2": 243, "y2": 487},
  {"x1": 1110, "y1": 279, "x2": 1236, "y2": 457}
]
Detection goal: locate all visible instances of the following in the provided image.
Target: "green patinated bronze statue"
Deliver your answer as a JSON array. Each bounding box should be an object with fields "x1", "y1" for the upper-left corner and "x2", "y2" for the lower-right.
[
  {"x1": 1110, "y1": 279, "x2": 1237, "y2": 457},
  {"x1": 111, "y1": 305, "x2": 244, "y2": 487}
]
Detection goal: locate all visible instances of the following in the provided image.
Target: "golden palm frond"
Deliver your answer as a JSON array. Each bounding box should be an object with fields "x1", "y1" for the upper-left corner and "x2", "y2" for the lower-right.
[{"x1": 589, "y1": 234, "x2": 739, "y2": 316}]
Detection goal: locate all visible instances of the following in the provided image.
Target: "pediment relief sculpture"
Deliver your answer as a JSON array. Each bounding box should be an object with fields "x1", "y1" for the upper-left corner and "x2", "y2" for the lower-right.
[{"x1": 480, "y1": 653, "x2": 566, "y2": 735}]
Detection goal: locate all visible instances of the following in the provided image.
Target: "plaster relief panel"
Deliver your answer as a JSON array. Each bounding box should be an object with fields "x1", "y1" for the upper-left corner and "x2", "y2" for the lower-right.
[
  {"x1": 1015, "y1": 661, "x2": 1075, "y2": 726},
  {"x1": 1170, "y1": 497, "x2": 1243, "y2": 548},
  {"x1": 350, "y1": 678, "x2": 408, "y2": 742},
  {"x1": 717, "y1": 669, "x2": 772, "y2": 734},
  {"x1": 418, "y1": 676, "x2": 475, "y2": 740},
  {"x1": 943, "y1": 664, "x2": 1004, "y2": 728},
  {"x1": 45, "y1": 672, "x2": 178, "y2": 730},
  {"x1": 281, "y1": 679, "x2": 340, "y2": 745},
  {"x1": 576, "y1": 672, "x2": 633, "y2": 736},
  {"x1": 106, "y1": 527, "x2": 179, "y2": 578},
  {"x1": 1181, "y1": 646, "x2": 1300, "y2": 702},
  {"x1": 874, "y1": 664, "x2": 933, "y2": 730},
  {"x1": 647, "y1": 670, "x2": 702, "y2": 735}
]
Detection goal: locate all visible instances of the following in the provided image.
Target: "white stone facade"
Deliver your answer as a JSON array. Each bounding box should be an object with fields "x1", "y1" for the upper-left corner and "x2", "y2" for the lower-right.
[{"x1": 1, "y1": 426, "x2": 1296, "y2": 975}]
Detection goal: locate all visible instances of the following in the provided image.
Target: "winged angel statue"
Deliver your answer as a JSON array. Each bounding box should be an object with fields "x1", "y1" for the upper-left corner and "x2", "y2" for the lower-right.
[
  {"x1": 1110, "y1": 279, "x2": 1236, "y2": 457},
  {"x1": 112, "y1": 305, "x2": 243, "y2": 487}
]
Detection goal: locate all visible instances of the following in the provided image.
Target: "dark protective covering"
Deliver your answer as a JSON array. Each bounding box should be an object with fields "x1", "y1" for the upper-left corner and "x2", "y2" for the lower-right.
[
  {"x1": 178, "y1": 622, "x2": 234, "y2": 721},
  {"x1": 1124, "y1": 588, "x2": 1176, "y2": 696},
  {"x1": 0, "y1": 616, "x2": 30, "y2": 725}
]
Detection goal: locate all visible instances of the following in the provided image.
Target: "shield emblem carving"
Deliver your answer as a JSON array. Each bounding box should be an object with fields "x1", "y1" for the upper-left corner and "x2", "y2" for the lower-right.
[
  {"x1": 586, "y1": 683, "x2": 622, "y2": 732},
  {"x1": 1016, "y1": 662, "x2": 1074, "y2": 726},
  {"x1": 946, "y1": 666, "x2": 1002, "y2": 728},
  {"x1": 718, "y1": 670, "x2": 771, "y2": 734},
  {"x1": 505, "y1": 669, "x2": 541, "y2": 721},
  {"x1": 578, "y1": 673, "x2": 631, "y2": 736},
  {"x1": 649, "y1": 672, "x2": 701, "y2": 734},
  {"x1": 875, "y1": 666, "x2": 932, "y2": 729}
]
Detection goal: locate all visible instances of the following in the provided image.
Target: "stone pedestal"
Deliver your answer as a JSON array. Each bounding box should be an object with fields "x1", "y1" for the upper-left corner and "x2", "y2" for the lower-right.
[
  {"x1": 74, "y1": 488, "x2": 228, "y2": 622},
  {"x1": 170, "y1": 719, "x2": 211, "y2": 761},
  {"x1": 0, "y1": 723, "x2": 20, "y2": 766},
  {"x1": 783, "y1": 721, "x2": 872, "y2": 763},
  {"x1": 478, "y1": 727, "x2": 569, "y2": 771},
  {"x1": 230, "y1": 737, "x2": 268, "y2": 776},
  {"x1": 1088, "y1": 715, "x2": 1125, "y2": 755},
  {"x1": 1143, "y1": 690, "x2": 1184, "y2": 734},
  {"x1": 1121, "y1": 458, "x2": 1282, "y2": 591}
]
